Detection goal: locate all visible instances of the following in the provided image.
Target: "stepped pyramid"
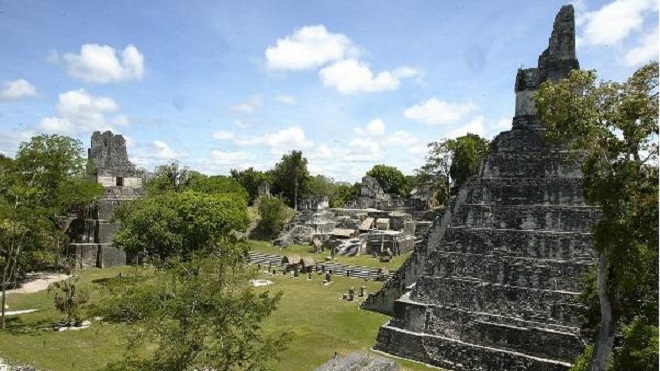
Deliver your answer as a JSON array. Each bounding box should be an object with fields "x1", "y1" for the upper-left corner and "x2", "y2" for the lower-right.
[{"x1": 368, "y1": 6, "x2": 599, "y2": 370}]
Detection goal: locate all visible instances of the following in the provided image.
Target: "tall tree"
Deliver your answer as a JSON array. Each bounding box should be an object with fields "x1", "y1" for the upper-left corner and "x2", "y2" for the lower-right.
[
  {"x1": 230, "y1": 167, "x2": 272, "y2": 203},
  {"x1": 415, "y1": 133, "x2": 489, "y2": 204},
  {"x1": 535, "y1": 63, "x2": 658, "y2": 371},
  {"x1": 0, "y1": 134, "x2": 104, "y2": 329},
  {"x1": 146, "y1": 161, "x2": 195, "y2": 194},
  {"x1": 366, "y1": 164, "x2": 410, "y2": 197},
  {"x1": 271, "y1": 151, "x2": 309, "y2": 210}
]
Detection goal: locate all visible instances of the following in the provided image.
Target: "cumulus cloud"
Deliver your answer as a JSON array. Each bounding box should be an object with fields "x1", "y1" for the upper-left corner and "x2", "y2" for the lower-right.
[
  {"x1": 0, "y1": 130, "x2": 35, "y2": 156},
  {"x1": 624, "y1": 26, "x2": 659, "y2": 66},
  {"x1": 151, "y1": 140, "x2": 184, "y2": 160},
  {"x1": 579, "y1": 0, "x2": 657, "y2": 46},
  {"x1": 0, "y1": 79, "x2": 37, "y2": 101},
  {"x1": 319, "y1": 59, "x2": 419, "y2": 94},
  {"x1": 404, "y1": 98, "x2": 478, "y2": 125},
  {"x1": 214, "y1": 126, "x2": 313, "y2": 152},
  {"x1": 63, "y1": 44, "x2": 145, "y2": 83},
  {"x1": 445, "y1": 115, "x2": 486, "y2": 139},
  {"x1": 354, "y1": 118, "x2": 385, "y2": 137},
  {"x1": 265, "y1": 25, "x2": 356, "y2": 71},
  {"x1": 38, "y1": 89, "x2": 128, "y2": 136}
]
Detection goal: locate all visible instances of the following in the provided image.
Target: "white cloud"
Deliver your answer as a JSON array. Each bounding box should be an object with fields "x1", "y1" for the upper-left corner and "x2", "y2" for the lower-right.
[
  {"x1": 445, "y1": 116, "x2": 486, "y2": 139},
  {"x1": 38, "y1": 89, "x2": 128, "y2": 136},
  {"x1": 151, "y1": 140, "x2": 183, "y2": 160},
  {"x1": 265, "y1": 25, "x2": 356, "y2": 71},
  {"x1": 0, "y1": 130, "x2": 35, "y2": 156},
  {"x1": 0, "y1": 79, "x2": 37, "y2": 101},
  {"x1": 63, "y1": 44, "x2": 145, "y2": 83},
  {"x1": 215, "y1": 126, "x2": 313, "y2": 152},
  {"x1": 624, "y1": 26, "x2": 659, "y2": 66},
  {"x1": 579, "y1": 0, "x2": 658, "y2": 46},
  {"x1": 275, "y1": 95, "x2": 297, "y2": 105},
  {"x1": 230, "y1": 95, "x2": 263, "y2": 114},
  {"x1": 354, "y1": 118, "x2": 385, "y2": 137},
  {"x1": 320, "y1": 59, "x2": 415, "y2": 94},
  {"x1": 404, "y1": 98, "x2": 478, "y2": 125}
]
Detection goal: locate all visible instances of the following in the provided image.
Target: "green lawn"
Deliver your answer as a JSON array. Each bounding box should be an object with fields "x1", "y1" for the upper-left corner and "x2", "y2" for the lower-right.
[
  {"x1": 248, "y1": 239, "x2": 412, "y2": 271},
  {"x1": 0, "y1": 266, "x2": 436, "y2": 371}
]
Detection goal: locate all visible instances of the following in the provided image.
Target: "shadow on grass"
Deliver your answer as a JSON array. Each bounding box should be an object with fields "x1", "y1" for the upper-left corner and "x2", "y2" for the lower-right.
[{"x1": 5, "y1": 316, "x2": 55, "y2": 335}]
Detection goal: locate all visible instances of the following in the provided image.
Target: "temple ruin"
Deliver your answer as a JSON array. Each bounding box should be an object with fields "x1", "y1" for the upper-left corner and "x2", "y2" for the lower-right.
[
  {"x1": 367, "y1": 5, "x2": 599, "y2": 370},
  {"x1": 67, "y1": 131, "x2": 144, "y2": 268}
]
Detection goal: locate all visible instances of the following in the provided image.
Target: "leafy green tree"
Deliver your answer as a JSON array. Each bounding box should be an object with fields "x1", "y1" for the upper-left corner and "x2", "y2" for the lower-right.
[
  {"x1": 330, "y1": 182, "x2": 361, "y2": 208},
  {"x1": 535, "y1": 62, "x2": 658, "y2": 371},
  {"x1": 113, "y1": 191, "x2": 249, "y2": 261},
  {"x1": 256, "y1": 197, "x2": 291, "y2": 238},
  {"x1": 95, "y1": 255, "x2": 287, "y2": 371},
  {"x1": 230, "y1": 167, "x2": 272, "y2": 203},
  {"x1": 0, "y1": 134, "x2": 103, "y2": 329},
  {"x1": 188, "y1": 174, "x2": 248, "y2": 202},
  {"x1": 366, "y1": 164, "x2": 410, "y2": 197},
  {"x1": 271, "y1": 151, "x2": 309, "y2": 210},
  {"x1": 146, "y1": 161, "x2": 195, "y2": 194},
  {"x1": 416, "y1": 134, "x2": 489, "y2": 204},
  {"x1": 306, "y1": 175, "x2": 335, "y2": 197}
]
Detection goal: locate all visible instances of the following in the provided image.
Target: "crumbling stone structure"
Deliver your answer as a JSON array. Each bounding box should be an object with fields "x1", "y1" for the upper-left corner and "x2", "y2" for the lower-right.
[
  {"x1": 368, "y1": 6, "x2": 599, "y2": 370},
  {"x1": 68, "y1": 131, "x2": 144, "y2": 268}
]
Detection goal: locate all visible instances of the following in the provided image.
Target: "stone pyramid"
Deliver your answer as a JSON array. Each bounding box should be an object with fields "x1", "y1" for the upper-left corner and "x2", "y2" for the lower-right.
[{"x1": 368, "y1": 5, "x2": 599, "y2": 370}]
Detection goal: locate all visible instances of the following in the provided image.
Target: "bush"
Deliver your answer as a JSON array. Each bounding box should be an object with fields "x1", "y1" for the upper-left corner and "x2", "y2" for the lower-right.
[{"x1": 256, "y1": 197, "x2": 290, "y2": 238}]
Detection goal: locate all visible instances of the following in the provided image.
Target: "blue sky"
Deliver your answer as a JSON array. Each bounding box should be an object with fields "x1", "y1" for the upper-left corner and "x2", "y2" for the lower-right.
[{"x1": 0, "y1": 0, "x2": 657, "y2": 181}]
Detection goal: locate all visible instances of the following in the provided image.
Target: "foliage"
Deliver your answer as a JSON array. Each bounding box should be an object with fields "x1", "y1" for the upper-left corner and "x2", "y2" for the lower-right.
[
  {"x1": 271, "y1": 151, "x2": 309, "y2": 209},
  {"x1": 188, "y1": 174, "x2": 248, "y2": 202},
  {"x1": 48, "y1": 275, "x2": 90, "y2": 326},
  {"x1": 0, "y1": 134, "x2": 103, "y2": 329},
  {"x1": 330, "y1": 182, "x2": 361, "y2": 208},
  {"x1": 145, "y1": 161, "x2": 195, "y2": 194},
  {"x1": 366, "y1": 164, "x2": 410, "y2": 197},
  {"x1": 113, "y1": 191, "x2": 249, "y2": 262},
  {"x1": 256, "y1": 197, "x2": 290, "y2": 238},
  {"x1": 535, "y1": 62, "x2": 658, "y2": 369},
  {"x1": 95, "y1": 256, "x2": 288, "y2": 371},
  {"x1": 416, "y1": 134, "x2": 489, "y2": 203},
  {"x1": 230, "y1": 167, "x2": 272, "y2": 203},
  {"x1": 306, "y1": 175, "x2": 335, "y2": 197}
]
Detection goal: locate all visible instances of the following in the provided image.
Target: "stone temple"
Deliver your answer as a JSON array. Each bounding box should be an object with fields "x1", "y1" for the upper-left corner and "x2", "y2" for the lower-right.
[
  {"x1": 366, "y1": 5, "x2": 599, "y2": 370},
  {"x1": 67, "y1": 131, "x2": 144, "y2": 268}
]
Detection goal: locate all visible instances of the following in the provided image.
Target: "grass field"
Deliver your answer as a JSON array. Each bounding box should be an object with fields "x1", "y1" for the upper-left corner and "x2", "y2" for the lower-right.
[
  {"x1": 0, "y1": 266, "x2": 435, "y2": 371},
  {"x1": 247, "y1": 239, "x2": 412, "y2": 271}
]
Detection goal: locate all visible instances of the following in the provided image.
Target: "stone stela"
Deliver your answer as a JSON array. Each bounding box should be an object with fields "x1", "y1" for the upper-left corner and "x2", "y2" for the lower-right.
[{"x1": 365, "y1": 5, "x2": 599, "y2": 371}]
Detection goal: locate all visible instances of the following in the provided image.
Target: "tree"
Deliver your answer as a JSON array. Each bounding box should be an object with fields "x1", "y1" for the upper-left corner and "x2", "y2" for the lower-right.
[
  {"x1": 113, "y1": 191, "x2": 249, "y2": 262},
  {"x1": 330, "y1": 182, "x2": 361, "y2": 208},
  {"x1": 230, "y1": 167, "x2": 272, "y2": 203},
  {"x1": 146, "y1": 161, "x2": 195, "y2": 194},
  {"x1": 188, "y1": 174, "x2": 248, "y2": 202},
  {"x1": 256, "y1": 197, "x2": 290, "y2": 238},
  {"x1": 0, "y1": 134, "x2": 104, "y2": 329},
  {"x1": 271, "y1": 151, "x2": 309, "y2": 210},
  {"x1": 306, "y1": 175, "x2": 335, "y2": 197},
  {"x1": 416, "y1": 134, "x2": 490, "y2": 204},
  {"x1": 366, "y1": 164, "x2": 410, "y2": 197},
  {"x1": 535, "y1": 62, "x2": 658, "y2": 371},
  {"x1": 94, "y1": 253, "x2": 287, "y2": 370}
]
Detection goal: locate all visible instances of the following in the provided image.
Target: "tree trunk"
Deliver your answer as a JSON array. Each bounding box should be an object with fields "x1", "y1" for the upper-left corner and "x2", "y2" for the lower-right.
[
  {"x1": 2, "y1": 262, "x2": 8, "y2": 329},
  {"x1": 591, "y1": 253, "x2": 617, "y2": 371},
  {"x1": 294, "y1": 179, "x2": 298, "y2": 211}
]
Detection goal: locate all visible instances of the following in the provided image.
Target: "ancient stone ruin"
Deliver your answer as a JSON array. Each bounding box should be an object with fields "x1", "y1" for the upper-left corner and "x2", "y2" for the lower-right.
[
  {"x1": 367, "y1": 5, "x2": 599, "y2": 370},
  {"x1": 67, "y1": 131, "x2": 144, "y2": 268}
]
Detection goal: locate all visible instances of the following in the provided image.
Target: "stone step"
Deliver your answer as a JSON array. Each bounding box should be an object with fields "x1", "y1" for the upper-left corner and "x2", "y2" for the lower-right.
[
  {"x1": 466, "y1": 178, "x2": 587, "y2": 206},
  {"x1": 375, "y1": 323, "x2": 572, "y2": 371},
  {"x1": 440, "y1": 227, "x2": 595, "y2": 260},
  {"x1": 388, "y1": 299, "x2": 582, "y2": 361},
  {"x1": 482, "y1": 151, "x2": 583, "y2": 179},
  {"x1": 409, "y1": 276, "x2": 581, "y2": 327},
  {"x1": 452, "y1": 204, "x2": 600, "y2": 232},
  {"x1": 424, "y1": 251, "x2": 592, "y2": 292}
]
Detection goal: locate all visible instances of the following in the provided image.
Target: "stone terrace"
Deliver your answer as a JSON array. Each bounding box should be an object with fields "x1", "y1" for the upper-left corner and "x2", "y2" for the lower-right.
[{"x1": 369, "y1": 5, "x2": 598, "y2": 370}]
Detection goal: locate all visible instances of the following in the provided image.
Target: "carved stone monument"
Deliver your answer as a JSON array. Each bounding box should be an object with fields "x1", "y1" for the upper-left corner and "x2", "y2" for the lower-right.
[{"x1": 367, "y1": 6, "x2": 598, "y2": 370}]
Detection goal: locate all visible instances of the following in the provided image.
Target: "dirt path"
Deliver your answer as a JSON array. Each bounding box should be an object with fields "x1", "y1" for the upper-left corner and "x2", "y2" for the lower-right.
[{"x1": 2, "y1": 272, "x2": 69, "y2": 296}]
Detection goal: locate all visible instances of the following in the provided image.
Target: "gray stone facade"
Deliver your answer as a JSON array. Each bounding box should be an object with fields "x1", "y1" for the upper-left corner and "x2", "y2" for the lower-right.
[
  {"x1": 68, "y1": 131, "x2": 144, "y2": 268},
  {"x1": 368, "y1": 6, "x2": 597, "y2": 370}
]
